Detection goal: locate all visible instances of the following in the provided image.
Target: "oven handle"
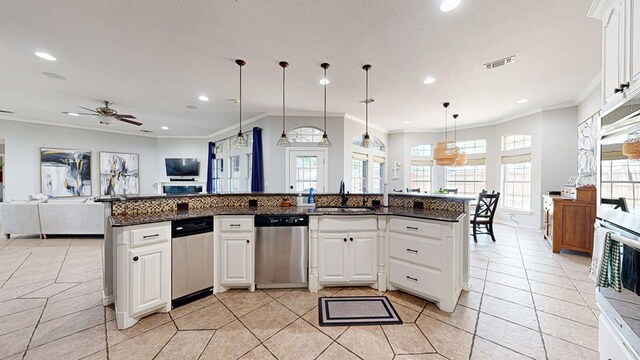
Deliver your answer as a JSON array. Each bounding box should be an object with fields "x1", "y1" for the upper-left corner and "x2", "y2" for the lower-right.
[{"x1": 595, "y1": 222, "x2": 640, "y2": 251}]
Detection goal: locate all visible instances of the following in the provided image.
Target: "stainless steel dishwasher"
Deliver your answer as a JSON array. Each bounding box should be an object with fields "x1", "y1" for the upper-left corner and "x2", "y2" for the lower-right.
[
  {"x1": 254, "y1": 215, "x2": 308, "y2": 288},
  {"x1": 171, "y1": 217, "x2": 214, "y2": 308}
]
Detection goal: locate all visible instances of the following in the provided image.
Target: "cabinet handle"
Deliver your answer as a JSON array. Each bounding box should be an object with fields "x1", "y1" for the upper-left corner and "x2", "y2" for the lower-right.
[
  {"x1": 406, "y1": 226, "x2": 418, "y2": 231},
  {"x1": 343, "y1": 238, "x2": 347, "y2": 242},
  {"x1": 230, "y1": 224, "x2": 241, "y2": 227},
  {"x1": 246, "y1": 240, "x2": 250, "y2": 244},
  {"x1": 143, "y1": 234, "x2": 159, "y2": 239},
  {"x1": 133, "y1": 256, "x2": 139, "y2": 261},
  {"x1": 614, "y1": 86, "x2": 623, "y2": 94},
  {"x1": 406, "y1": 248, "x2": 418, "y2": 253},
  {"x1": 350, "y1": 237, "x2": 353, "y2": 242},
  {"x1": 614, "y1": 315, "x2": 624, "y2": 328},
  {"x1": 406, "y1": 275, "x2": 418, "y2": 282},
  {"x1": 621, "y1": 82, "x2": 630, "y2": 89}
]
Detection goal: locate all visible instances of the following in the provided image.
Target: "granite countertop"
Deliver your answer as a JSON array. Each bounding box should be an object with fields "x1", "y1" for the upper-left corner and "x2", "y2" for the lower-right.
[
  {"x1": 109, "y1": 206, "x2": 466, "y2": 227},
  {"x1": 97, "y1": 192, "x2": 475, "y2": 203}
]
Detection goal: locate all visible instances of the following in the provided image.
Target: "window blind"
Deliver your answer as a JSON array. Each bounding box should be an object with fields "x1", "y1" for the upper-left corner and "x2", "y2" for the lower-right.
[
  {"x1": 465, "y1": 158, "x2": 486, "y2": 166},
  {"x1": 373, "y1": 156, "x2": 385, "y2": 163},
  {"x1": 352, "y1": 152, "x2": 368, "y2": 161},
  {"x1": 411, "y1": 159, "x2": 433, "y2": 166},
  {"x1": 501, "y1": 153, "x2": 531, "y2": 164}
]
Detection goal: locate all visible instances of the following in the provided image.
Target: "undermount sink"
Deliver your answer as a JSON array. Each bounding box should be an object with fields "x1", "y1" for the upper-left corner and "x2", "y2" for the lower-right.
[{"x1": 315, "y1": 207, "x2": 375, "y2": 213}]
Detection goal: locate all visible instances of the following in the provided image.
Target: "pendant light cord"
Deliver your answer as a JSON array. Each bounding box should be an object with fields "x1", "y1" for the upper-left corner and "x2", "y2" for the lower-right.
[
  {"x1": 239, "y1": 63, "x2": 243, "y2": 134},
  {"x1": 282, "y1": 64, "x2": 286, "y2": 133},
  {"x1": 365, "y1": 67, "x2": 369, "y2": 134},
  {"x1": 323, "y1": 67, "x2": 327, "y2": 132},
  {"x1": 444, "y1": 107, "x2": 448, "y2": 143}
]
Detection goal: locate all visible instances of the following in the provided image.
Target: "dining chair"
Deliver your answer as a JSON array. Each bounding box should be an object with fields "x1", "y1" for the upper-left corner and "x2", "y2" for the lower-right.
[{"x1": 471, "y1": 192, "x2": 500, "y2": 243}]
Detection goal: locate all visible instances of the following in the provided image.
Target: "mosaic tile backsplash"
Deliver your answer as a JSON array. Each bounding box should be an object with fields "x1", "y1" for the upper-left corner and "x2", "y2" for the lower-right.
[{"x1": 111, "y1": 193, "x2": 465, "y2": 216}]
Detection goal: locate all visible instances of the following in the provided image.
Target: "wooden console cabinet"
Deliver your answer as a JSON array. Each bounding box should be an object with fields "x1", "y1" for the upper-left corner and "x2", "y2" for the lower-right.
[{"x1": 542, "y1": 187, "x2": 596, "y2": 255}]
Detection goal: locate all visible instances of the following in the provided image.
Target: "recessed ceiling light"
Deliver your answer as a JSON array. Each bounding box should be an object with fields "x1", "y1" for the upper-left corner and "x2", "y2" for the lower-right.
[
  {"x1": 319, "y1": 78, "x2": 330, "y2": 85},
  {"x1": 42, "y1": 72, "x2": 66, "y2": 80},
  {"x1": 403, "y1": 121, "x2": 411, "y2": 125},
  {"x1": 63, "y1": 112, "x2": 79, "y2": 116},
  {"x1": 517, "y1": 99, "x2": 529, "y2": 104},
  {"x1": 161, "y1": 126, "x2": 169, "y2": 130},
  {"x1": 35, "y1": 52, "x2": 56, "y2": 61},
  {"x1": 440, "y1": 0, "x2": 461, "y2": 12},
  {"x1": 423, "y1": 76, "x2": 436, "y2": 84},
  {"x1": 198, "y1": 95, "x2": 209, "y2": 102}
]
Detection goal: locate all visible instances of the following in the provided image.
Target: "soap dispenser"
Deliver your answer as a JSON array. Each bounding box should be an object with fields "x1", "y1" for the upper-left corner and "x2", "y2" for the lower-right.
[{"x1": 308, "y1": 188, "x2": 315, "y2": 204}]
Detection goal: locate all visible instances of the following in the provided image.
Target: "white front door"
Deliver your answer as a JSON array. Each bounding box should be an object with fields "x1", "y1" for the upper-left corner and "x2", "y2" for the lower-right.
[{"x1": 287, "y1": 149, "x2": 327, "y2": 193}]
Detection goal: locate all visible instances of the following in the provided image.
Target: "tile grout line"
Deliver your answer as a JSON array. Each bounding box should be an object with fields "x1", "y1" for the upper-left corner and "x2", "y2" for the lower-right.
[{"x1": 22, "y1": 297, "x2": 48, "y2": 358}]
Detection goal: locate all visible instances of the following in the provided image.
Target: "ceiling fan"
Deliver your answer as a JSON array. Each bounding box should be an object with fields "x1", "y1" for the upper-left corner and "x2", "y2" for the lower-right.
[{"x1": 63, "y1": 100, "x2": 142, "y2": 126}]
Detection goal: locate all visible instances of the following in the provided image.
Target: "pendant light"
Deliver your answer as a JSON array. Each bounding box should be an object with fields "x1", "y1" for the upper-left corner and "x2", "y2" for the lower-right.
[
  {"x1": 276, "y1": 61, "x2": 291, "y2": 147},
  {"x1": 453, "y1": 114, "x2": 468, "y2": 166},
  {"x1": 434, "y1": 102, "x2": 459, "y2": 166},
  {"x1": 622, "y1": 136, "x2": 640, "y2": 159},
  {"x1": 318, "y1": 63, "x2": 332, "y2": 147},
  {"x1": 233, "y1": 59, "x2": 248, "y2": 147},
  {"x1": 361, "y1": 64, "x2": 374, "y2": 148}
]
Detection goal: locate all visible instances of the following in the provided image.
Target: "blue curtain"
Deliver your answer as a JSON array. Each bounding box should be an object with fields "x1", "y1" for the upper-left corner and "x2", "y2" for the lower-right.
[
  {"x1": 206, "y1": 141, "x2": 216, "y2": 193},
  {"x1": 251, "y1": 127, "x2": 264, "y2": 192}
]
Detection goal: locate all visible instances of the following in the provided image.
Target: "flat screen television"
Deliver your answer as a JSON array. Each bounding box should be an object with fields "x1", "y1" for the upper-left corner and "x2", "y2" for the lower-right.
[{"x1": 165, "y1": 158, "x2": 199, "y2": 177}]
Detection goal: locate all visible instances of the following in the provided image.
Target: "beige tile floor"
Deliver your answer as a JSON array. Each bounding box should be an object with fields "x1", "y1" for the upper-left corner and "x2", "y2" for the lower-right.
[{"x1": 0, "y1": 224, "x2": 600, "y2": 359}]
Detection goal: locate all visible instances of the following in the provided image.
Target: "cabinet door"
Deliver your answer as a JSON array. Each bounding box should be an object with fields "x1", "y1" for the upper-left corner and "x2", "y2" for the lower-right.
[
  {"x1": 628, "y1": 0, "x2": 640, "y2": 93},
  {"x1": 318, "y1": 233, "x2": 348, "y2": 283},
  {"x1": 557, "y1": 202, "x2": 595, "y2": 253},
  {"x1": 348, "y1": 232, "x2": 377, "y2": 282},
  {"x1": 130, "y1": 244, "x2": 170, "y2": 317},
  {"x1": 221, "y1": 233, "x2": 252, "y2": 286},
  {"x1": 603, "y1": 0, "x2": 626, "y2": 109}
]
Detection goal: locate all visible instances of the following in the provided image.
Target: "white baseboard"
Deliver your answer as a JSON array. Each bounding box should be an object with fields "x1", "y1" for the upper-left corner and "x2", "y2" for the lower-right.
[{"x1": 493, "y1": 219, "x2": 541, "y2": 231}]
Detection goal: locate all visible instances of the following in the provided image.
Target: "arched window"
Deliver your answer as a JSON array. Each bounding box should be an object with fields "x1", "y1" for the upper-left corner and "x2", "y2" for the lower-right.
[
  {"x1": 351, "y1": 135, "x2": 385, "y2": 151},
  {"x1": 410, "y1": 144, "x2": 432, "y2": 157},
  {"x1": 289, "y1": 127, "x2": 325, "y2": 143}
]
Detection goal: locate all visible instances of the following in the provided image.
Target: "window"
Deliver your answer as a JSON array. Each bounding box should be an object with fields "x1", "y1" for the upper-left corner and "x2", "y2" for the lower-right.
[
  {"x1": 294, "y1": 155, "x2": 319, "y2": 192},
  {"x1": 410, "y1": 144, "x2": 432, "y2": 157},
  {"x1": 228, "y1": 155, "x2": 241, "y2": 193},
  {"x1": 352, "y1": 153, "x2": 368, "y2": 193},
  {"x1": 213, "y1": 158, "x2": 223, "y2": 193},
  {"x1": 372, "y1": 156, "x2": 385, "y2": 193},
  {"x1": 445, "y1": 161, "x2": 486, "y2": 196},
  {"x1": 601, "y1": 156, "x2": 640, "y2": 214},
  {"x1": 455, "y1": 139, "x2": 486, "y2": 154},
  {"x1": 352, "y1": 135, "x2": 385, "y2": 151},
  {"x1": 502, "y1": 135, "x2": 532, "y2": 151},
  {"x1": 410, "y1": 160, "x2": 432, "y2": 193},
  {"x1": 501, "y1": 154, "x2": 532, "y2": 211},
  {"x1": 289, "y1": 127, "x2": 325, "y2": 143}
]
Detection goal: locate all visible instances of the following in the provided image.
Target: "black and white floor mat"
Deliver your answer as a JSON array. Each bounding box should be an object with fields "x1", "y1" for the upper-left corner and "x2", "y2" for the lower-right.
[{"x1": 318, "y1": 296, "x2": 403, "y2": 326}]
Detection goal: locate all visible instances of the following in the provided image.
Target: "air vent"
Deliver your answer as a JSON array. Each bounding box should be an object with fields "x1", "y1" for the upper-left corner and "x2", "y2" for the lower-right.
[
  {"x1": 140, "y1": 129, "x2": 153, "y2": 133},
  {"x1": 0, "y1": 109, "x2": 14, "y2": 114},
  {"x1": 483, "y1": 55, "x2": 516, "y2": 70}
]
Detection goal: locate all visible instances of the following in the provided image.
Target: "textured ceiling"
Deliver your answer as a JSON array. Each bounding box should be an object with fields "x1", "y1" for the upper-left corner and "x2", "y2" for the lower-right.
[{"x1": 0, "y1": 0, "x2": 601, "y2": 136}]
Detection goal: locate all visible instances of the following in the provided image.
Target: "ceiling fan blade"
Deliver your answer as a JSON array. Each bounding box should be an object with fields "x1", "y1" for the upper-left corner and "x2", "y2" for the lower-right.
[
  {"x1": 115, "y1": 114, "x2": 137, "y2": 119},
  {"x1": 78, "y1": 106, "x2": 98, "y2": 113},
  {"x1": 116, "y1": 117, "x2": 143, "y2": 126},
  {"x1": 63, "y1": 111, "x2": 98, "y2": 116}
]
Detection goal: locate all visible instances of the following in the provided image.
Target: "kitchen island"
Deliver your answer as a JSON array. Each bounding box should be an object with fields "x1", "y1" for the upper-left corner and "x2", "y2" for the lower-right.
[{"x1": 99, "y1": 192, "x2": 472, "y2": 329}]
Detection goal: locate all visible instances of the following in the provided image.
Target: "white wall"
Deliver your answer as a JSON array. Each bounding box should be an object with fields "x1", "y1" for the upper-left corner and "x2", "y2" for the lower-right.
[
  {"x1": 0, "y1": 118, "x2": 160, "y2": 200},
  {"x1": 577, "y1": 84, "x2": 601, "y2": 124},
  {"x1": 156, "y1": 138, "x2": 209, "y2": 181}
]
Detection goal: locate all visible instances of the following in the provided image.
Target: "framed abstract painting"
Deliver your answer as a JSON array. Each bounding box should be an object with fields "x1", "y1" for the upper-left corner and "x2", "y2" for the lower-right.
[
  {"x1": 100, "y1": 152, "x2": 139, "y2": 195},
  {"x1": 40, "y1": 148, "x2": 92, "y2": 197}
]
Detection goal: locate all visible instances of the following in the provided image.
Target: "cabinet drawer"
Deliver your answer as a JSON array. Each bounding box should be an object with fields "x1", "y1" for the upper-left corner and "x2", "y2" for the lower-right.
[
  {"x1": 220, "y1": 217, "x2": 254, "y2": 232},
  {"x1": 130, "y1": 224, "x2": 170, "y2": 248},
  {"x1": 389, "y1": 217, "x2": 441, "y2": 239},
  {"x1": 389, "y1": 259, "x2": 441, "y2": 300},
  {"x1": 390, "y1": 232, "x2": 441, "y2": 270}
]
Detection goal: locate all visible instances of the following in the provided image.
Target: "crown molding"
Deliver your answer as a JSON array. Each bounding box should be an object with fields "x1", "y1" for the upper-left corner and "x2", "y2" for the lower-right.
[
  {"x1": 0, "y1": 115, "x2": 158, "y2": 138},
  {"x1": 587, "y1": 0, "x2": 613, "y2": 20}
]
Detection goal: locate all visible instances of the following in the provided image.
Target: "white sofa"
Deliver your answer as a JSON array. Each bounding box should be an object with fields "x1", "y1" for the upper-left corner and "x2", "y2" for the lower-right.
[{"x1": 0, "y1": 199, "x2": 105, "y2": 238}]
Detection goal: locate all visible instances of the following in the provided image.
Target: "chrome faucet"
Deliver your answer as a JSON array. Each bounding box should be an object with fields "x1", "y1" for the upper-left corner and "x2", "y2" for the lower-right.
[{"x1": 339, "y1": 180, "x2": 350, "y2": 206}]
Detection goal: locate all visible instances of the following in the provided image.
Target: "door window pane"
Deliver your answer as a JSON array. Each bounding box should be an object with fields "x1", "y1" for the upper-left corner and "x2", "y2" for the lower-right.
[{"x1": 295, "y1": 155, "x2": 319, "y2": 192}]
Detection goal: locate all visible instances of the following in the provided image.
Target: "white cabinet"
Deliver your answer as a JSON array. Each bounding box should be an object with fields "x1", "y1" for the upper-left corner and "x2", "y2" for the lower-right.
[
  {"x1": 129, "y1": 244, "x2": 170, "y2": 317},
  {"x1": 220, "y1": 232, "x2": 252, "y2": 286},
  {"x1": 316, "y1": 216, "x2": 378, "y2": 285},
  {"x1": 318, "y1": 231, "x2": 377, "y2": 284},
  {"x1": 114, "y1": 222, "x2": 171, "y2": 329},
  {"x1": 388, "y1": 217, "x2": 462, "y2": 312},
  {"x1": 215, "y1": 215, "x2": 254, "y2": 292},
  {"x1": 591, "y1": 0, "x2": 640, "y2": 113}
]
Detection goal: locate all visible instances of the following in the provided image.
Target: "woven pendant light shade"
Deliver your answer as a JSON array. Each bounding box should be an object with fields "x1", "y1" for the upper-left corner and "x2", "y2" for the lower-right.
[
  {"x1": 623, "y1": 138, "x2": 640, "y2": 160},
  {"x1": 455, "y1": 151, "x2": 468, "y2": 166}
]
